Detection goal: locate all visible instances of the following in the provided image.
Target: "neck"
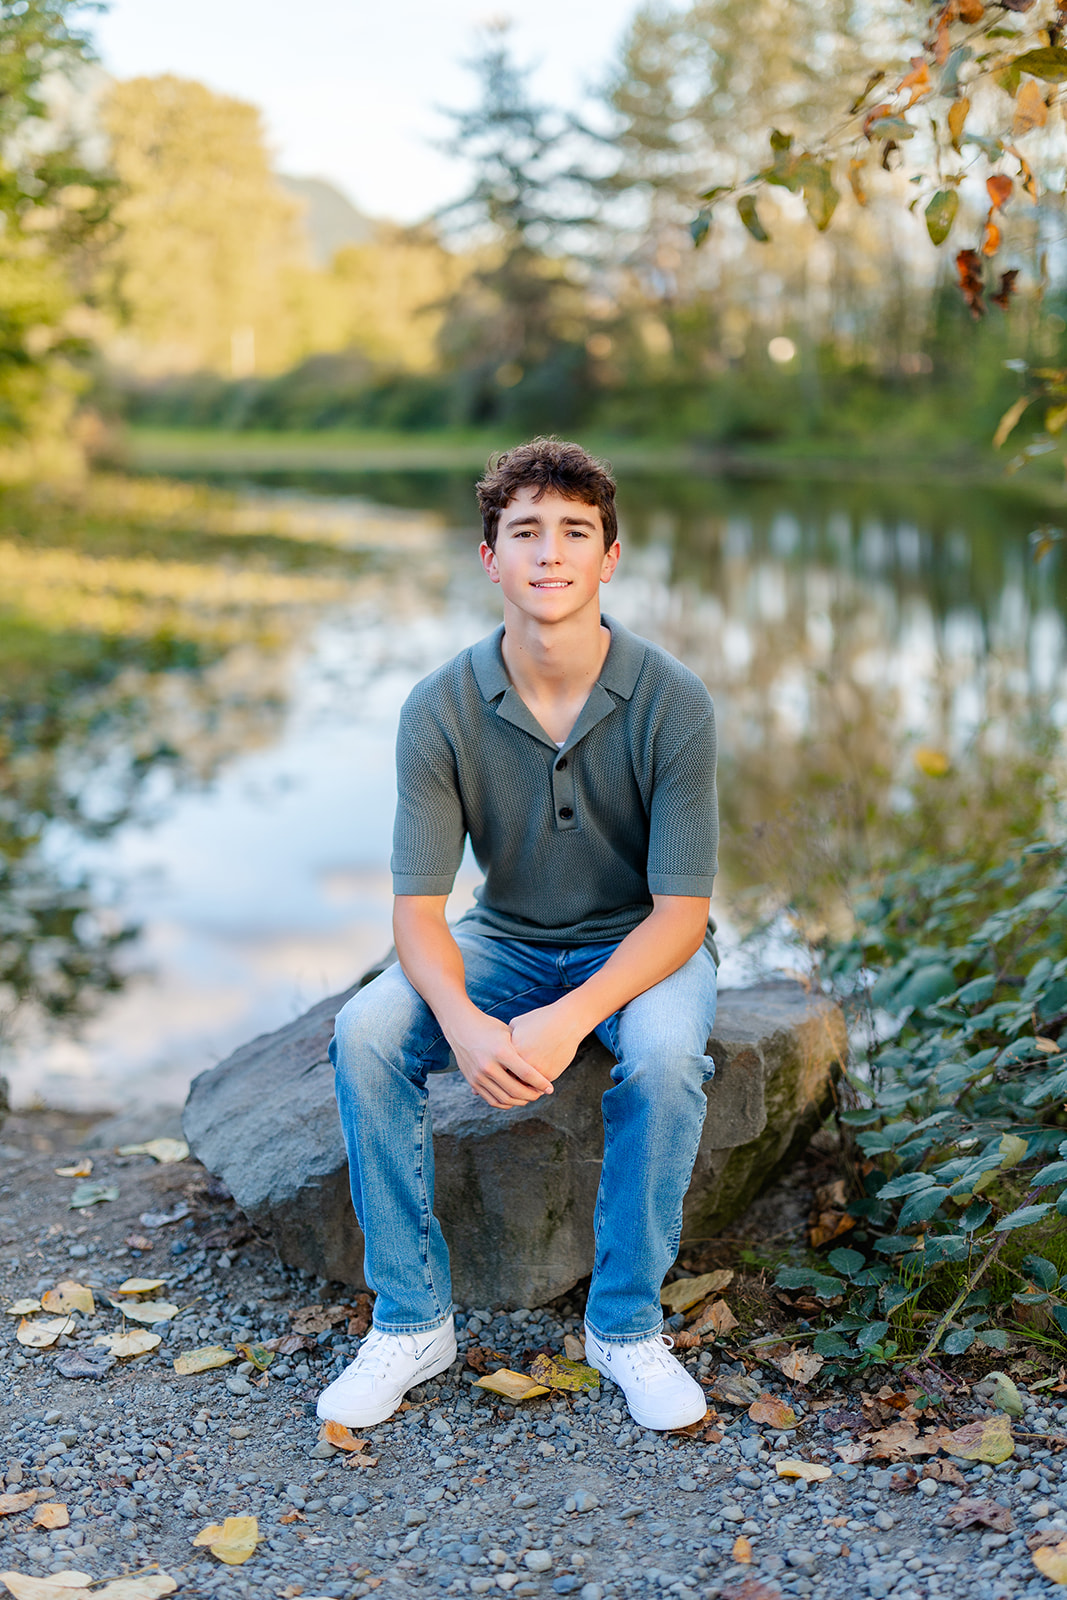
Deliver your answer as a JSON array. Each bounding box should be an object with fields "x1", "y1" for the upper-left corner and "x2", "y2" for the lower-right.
[{"x1": 500, "y1": 597, "x2": 610, "y2": 697}]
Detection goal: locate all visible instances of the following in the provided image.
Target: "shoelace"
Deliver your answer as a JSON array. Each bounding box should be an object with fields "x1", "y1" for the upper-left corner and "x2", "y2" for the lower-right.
[
  {"x1": 348, "y1": 1330, "x2": 420, "y2": 1380},
  {"x1": 620, "y1": 1333, "x2": 678, "y2": 1381}
]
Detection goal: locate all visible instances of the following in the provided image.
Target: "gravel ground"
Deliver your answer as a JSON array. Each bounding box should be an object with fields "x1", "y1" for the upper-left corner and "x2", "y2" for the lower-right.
[{"x1": 1, "y1": 1109, "x2": 1066, "y2": 1600}]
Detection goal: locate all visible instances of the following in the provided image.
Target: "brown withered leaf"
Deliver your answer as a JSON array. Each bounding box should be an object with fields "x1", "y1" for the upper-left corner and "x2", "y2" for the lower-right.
[
  {"x1": 31, "y1": 1504, "x2": 69, "y2": 1529},
  {"x1": 958, "y1": 0, "x2": 984, "y2": 18},
  {"x1": 834, "y1": 1441, "x2": 870, "y2": 1464},
  {"x1": 772, "y1": 1348, "x2": 824, "y2": 1386},
  {"x1": 814, "y1": 1179, "x2": 848, "y2": 1209},
  {"x1": 945, "y1": 1497, "x2": 1015, "y2": 1533},
  {"x1": 263, "y1": 1333, "x2": 313, "y2": 1357},
  {"x1": 987, "y1": 175, "x2": 1013, "y2": 212},
  {"x1": 661, "y1": 1270, "x2": 734, "y2": 1314},
  {"x1": 992, "y1": 269, "x2": 1019, "y2": 311},
  {"x1": 290, "y1": 1303, "x2": 351, "y2": 1335},
  {"x1": 936, "y1": 1414, "x2": 1014, "y2": 1464},
  {"x1": 693, "y1": 1299, "x2": 739, "y2": 1339},
  {"x1": 897, "y1": 56, "x2": 931, "y2": 109},
  {"x1": 889, "y1": 1466, "x2": 920, "y2": 1491},
  {"x1": 0, "y1": 1489, "x2": 38, "y2": 1516},
  {"x1": 345, "y1": 1293, "x2": 374, "y2": 1339},
  {"x1": 866, "y1": 1421, "x2": 939, "y2": 1460},
  {"x1": 948, "y1": 97, "x2": 970, "y2": 149},
  {"x1": 748, "y1": 1394, "x2": 797, "y2": 1430},
  {"x1": 1013, "y1": 77, "x2": 1048, "y2": 138},
  {"x1": 822, "y1": 1409, "x2": 867, "y2": 1436},
  {"x1": 809, "y1": 1210, "x2": 855, "y2": 1248},
  {"x1": 708, "y1": 1373, "x2": 762, "y2": 1407},
  {"x1": 732, "y1": 1535, "x2": 754, "y2": 1564},
  {"x1": 671, "y1": 1330, "x2": 702, "y2": 1350},
  {"x1": 981, "y1": 219, "x2": 1001, "y2": 257},
  {"x1": 923, "y1": 1459, "x2": 967, "y2": 1486},
  {"x1": 125, "y1": 1234, "x2": 153, "y2": 1252},
  {"x1": 278, "y1": 1510, "x2": 306, "y2": 1525},
  {"x1": 317, "y1": 1421, "x2": 368, "y2": 1454},
  {"x1": 957, "y1": 248, "x2": 985, "y2": 318}
]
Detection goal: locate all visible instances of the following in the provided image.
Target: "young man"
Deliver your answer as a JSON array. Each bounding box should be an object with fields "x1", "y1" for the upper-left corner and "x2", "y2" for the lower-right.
[{"x1": 319, "y1": 437, "x2": 718, "y2": 1433}]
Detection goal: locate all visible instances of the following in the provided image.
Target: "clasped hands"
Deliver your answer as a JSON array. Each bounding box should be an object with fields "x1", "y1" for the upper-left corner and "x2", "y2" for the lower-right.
[{"x1": 452, "y1": 1000, "x2": 585, "y2": 1110}]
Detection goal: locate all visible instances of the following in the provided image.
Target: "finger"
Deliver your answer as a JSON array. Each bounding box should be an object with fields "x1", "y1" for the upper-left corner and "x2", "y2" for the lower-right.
[{"x1": 498, "y1": 1045, "x2": 554, "y2": 1093}]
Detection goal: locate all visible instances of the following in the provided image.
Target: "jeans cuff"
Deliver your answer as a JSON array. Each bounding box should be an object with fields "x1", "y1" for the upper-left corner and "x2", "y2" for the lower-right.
[
  {"x1": 372, "y1": 1308, "x2": 454, "y2": 1336},
  {"x1": 584, "y1": 1316, "x2": 664, "y2": 1346}
]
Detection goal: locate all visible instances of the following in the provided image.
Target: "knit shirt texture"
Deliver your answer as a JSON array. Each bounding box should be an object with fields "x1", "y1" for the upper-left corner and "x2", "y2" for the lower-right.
[{"x1": 391, "y1": 614, "x2": 719, "y2": 951}]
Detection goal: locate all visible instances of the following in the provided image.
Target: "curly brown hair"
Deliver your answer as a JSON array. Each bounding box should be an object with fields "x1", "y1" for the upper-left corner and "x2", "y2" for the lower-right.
[{"x1": 476, "y1": 437, "x2": 617, "y2": 552}]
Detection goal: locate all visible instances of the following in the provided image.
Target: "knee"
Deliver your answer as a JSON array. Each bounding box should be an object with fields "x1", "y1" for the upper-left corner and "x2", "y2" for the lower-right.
[
  {"x1": 331, "y1": 968, "x2": 424, "y2": 1088},
  {"x1": 613, "y1": 1044, "x2": 715, "y2": 1100}
]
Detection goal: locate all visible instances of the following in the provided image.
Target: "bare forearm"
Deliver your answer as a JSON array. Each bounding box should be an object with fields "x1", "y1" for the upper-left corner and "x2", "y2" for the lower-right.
[
  {"x1": 392, "y1": 897, "x2": 480, "y2": 1040},
  {"x1": 552, "y1": 898, "x2": 709, "y2": 1039}
]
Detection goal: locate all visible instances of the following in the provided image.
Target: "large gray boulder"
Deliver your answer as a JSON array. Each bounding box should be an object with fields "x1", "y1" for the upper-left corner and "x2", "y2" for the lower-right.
[{"x1": 183, "y1": 968, "x2": 846, "y2": 1308}]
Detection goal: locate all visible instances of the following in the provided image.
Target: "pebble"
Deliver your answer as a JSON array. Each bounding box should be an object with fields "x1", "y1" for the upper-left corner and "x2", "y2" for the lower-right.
[{"x1": 524, "y1": 1550, "x2": 553, "y2": 1572}]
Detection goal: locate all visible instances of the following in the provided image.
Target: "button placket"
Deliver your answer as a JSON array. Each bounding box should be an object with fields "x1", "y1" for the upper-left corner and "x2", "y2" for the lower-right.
[{"x1": 552, "y1": 748, "x2": 577, "y2": 831}]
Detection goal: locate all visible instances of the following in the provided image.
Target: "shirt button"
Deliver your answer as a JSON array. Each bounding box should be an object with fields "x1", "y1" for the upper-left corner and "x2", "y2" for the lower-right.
[
  {"x1": 558, "y1": 807, "x2": 573, "y2": 820},
  {"x1": 556, "y1": 758, "x2": 568, "y2": 770}
]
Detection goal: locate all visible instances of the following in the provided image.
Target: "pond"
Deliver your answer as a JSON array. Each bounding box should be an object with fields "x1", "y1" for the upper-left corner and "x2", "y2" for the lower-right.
[{"x1": 1, "y1": 467, "x2": 1063, "y2": 1113}]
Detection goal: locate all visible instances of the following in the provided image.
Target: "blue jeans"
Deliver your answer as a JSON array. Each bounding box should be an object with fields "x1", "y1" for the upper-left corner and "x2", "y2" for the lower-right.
[{"x1": 329, "y1": 932, "x2": 718, "y2": 1344}]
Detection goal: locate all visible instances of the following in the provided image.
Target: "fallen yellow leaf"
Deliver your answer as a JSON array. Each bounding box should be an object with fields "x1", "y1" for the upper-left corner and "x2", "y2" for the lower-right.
[
  {"x1": 41, "y1": 1282, "x2": 94, "y2": 1316},
  {"x1": 472, "y1": 1369, "x2": 550, "y2": 1403},
  {"x1": 318, "y1": 1421, "x2": 368, "y2": 1453},
  {"x1": 661, "y1": 1269, "x2": 735, "y2": 1314},
  {"x1": 116, "y1": 1139, "x2": 189, "y2": 1164},
  {"x1": 120, "y1": 1300, "x2": 178, "y2": 1325},
  {"x1": 748, "y1": 1394, "x2": 798, "y2": 1430},
  {"x1": 91, "y1": 1579, "x2": 178, "y2": 1600},
  {"x1": 1034, "y1": 1541, "x2": 1067, "y2": 1584},
  {"x1": 937, "y1": 1413, "x2": 1014, "y2": 1465},
  {"x1": 93, "y1": 1329, "x2": 161, "y2": 1359},
  {"x1": 528, "y1": 1354, "x2": 600, "y2": 1392},
  {"x1": 776, "y1": 1459, "x2": 833, "y2": 1482},
  {"x1": 16, "y1": 1316, "x2": 74, "y2": 1349},
  {"x1": 173, "y1": 1344, "x2": 237, "y2": 1375},
  {"x1": 31, "y1": 1505, "x2": 68, "y2": 1530},
  {"x1": 0, "y1": 1490, "x2": 38, "y2": 1517},
  {"x1": 235, "y1": 1341, "x2": 273, "y2": 1371},
  {"x1": 193, "y1": 1514, "x2": 260, "y2": 1565},
  {"x1": 732, "y1": 1535, "x2": 753, "y2": 1563},
  {"x1": 914, "y1": 746, "x2": 950, "y2": 778},
  {"x1": 3, "y1": 1299, "x2": 41, "y2": 1316},
  {"x1": 116, "y1": 1278, "x2": 166, "y2": 1295},
  {"x1": 0, "y1": 1573, "x2": 93, "y2": 1600},
  {"x1": 53, "y1": 1159, "x2": 92, "y2": 1178}
]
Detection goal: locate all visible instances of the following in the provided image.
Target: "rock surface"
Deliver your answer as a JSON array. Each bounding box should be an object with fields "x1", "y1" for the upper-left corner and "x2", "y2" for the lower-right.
[{"x1": 182, "y1": 970, "x2": 846, "y2": 1306}]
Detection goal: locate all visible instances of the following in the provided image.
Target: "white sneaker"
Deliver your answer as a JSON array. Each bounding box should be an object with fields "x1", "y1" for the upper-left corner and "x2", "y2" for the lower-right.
[
  {"x1": 584, "y1": 1325, "x2": 707, "y2": 1431},
  {"x1": 316, "y1": 1317, "x2": 457, "y2": 1429}
]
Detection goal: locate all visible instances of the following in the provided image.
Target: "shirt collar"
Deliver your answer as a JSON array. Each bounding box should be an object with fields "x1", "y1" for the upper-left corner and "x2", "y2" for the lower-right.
[{"x1": 469, "y1": 613, "x2": 646, "y2": 704}]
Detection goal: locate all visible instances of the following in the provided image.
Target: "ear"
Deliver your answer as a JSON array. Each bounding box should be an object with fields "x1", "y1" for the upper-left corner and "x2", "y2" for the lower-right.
[
  {"x1": 600, "y1": 540, "x2": 621, "y2": 584},
  {"x1": 479, "y1": 540, "x2": 501, "y2": 583}
]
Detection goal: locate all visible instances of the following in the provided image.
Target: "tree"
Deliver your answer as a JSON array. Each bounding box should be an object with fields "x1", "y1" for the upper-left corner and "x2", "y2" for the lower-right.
[
  {"x1": 434, "y1": 24, "x2": 596, "y2": 426},
  {"x1": 0, "y1": 0, "x2": 115, "y2": 475}
]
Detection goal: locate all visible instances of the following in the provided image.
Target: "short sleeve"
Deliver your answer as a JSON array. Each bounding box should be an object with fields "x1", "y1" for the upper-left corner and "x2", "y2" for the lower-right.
[
  {"x1": 390, "y1": 698, "x2": 467, "y2": 895},
  {"x1": 645, "y1": 709, "x2": 718, "y2": 895}
]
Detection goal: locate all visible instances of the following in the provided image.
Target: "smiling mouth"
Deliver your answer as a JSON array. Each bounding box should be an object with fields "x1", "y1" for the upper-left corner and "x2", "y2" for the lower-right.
[{"x1": 531, "y1": 580, "x2": 571, "y2": 589}]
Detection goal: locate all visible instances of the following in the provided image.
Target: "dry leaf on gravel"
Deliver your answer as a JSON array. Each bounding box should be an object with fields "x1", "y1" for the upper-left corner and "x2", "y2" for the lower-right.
[
  {"x1": 776, "y1": 1459, "x2": 832, "y2": 1482},
  {"x1": 732, "y1": 1535, "x2": 753, "y2": 1563},
  {"x1": 936, "y1": 1413, "x2": 1015, "y2": 1464},
  {"x1": 670, "y1": 1330, "x2": 702, "y2": 1350},
  {"x1": 41, "y1": 1283, "x2": 94, "y2": 1315},
  {"x1": 707, "y1": 1373, "x2": 761, "y2": 1407},
  {"x1": 193, "y1": 1515, "x2": 261, "y2": 1565},
  {"x1": 93, "y1": 1330, "x2": 160, "y2": 1360},
  {"x1": 116, "y1": 1278, "x2": 166, "y2": 1295},
  {"x1": 748, "y1": 1394, "x2": 797, "y2": 1430},
  {"x1": 661, "y1": 1270, "x2": 734, "y2": 1314},
  {"x1": 0, "y1": 1575, "x2": 93, "y2": 1600},
  {"x1": 945, "y1": 1497, "x2": 1015, "y2": 1533},
  {"x1": 235, "y1": 1341, "x2": 273, "y2": 1371},
  {"x1": 55, "y1": 1351, "x2": 113, "y2": 1380},
  {"x1": 31, "y1": 1506, "x2": 68, "y2": 1530},
  {"x1": 117, "y1": 1139, "x2": 188, "y2": 1164},
  {"x1": 923, "y1": 1459, "x2": 967, "y2": 1486},
  {"x1": 0, "y1": 1491, "x2": 38, "y2": 1516},
  {"x1": 834, "y1": 1441, "x2": 870, "y2": 1464},
  {"x1": 563, "y1": 1333, "x2": 585, "y2": 1361},
  {"x1": 68, "y1": 1182, "x2": 119, "y2": 1210},
  {"x1": 317, "y1": 1422, "x2": 368, "y2": 1453},
  {"x1": 291, "y1": 1303, "x2": 350, "y2": 1335},
  {"x1": 278, "y1": 1510, "x2": 306, "y2": 1525},
  {"x1": 1034, "y1": 1542, "x2": 1067, "y2": 1584},
  {"x1": 16, "y1": 1317, "x2": 73, "y2": 1349},
  {"x1": 124, "y1": 1234, "x2": 153, "y2": 1252},
  {"x1": 4, "y1": 1299, "x2": 41, "y2": 1316},
  {"x1": 91, "y1": 1578, "x2": 177, "y2": 1600},
  {"x1": 173, "y1": 1344, "x2": 237, "y2": 1375},
  {"x1": 263, "y1": 1334, "x2": 312, "y2": 1357},
  {"x1": 119, "y1": 1300, "x2": 178, "y2": 1325},
  {"x1": 866, "y1": 1421, "x2": 939, "y2": 1460},
  {"x1": 772, "y1": 1348, "x2": 824, "y2": 1386},
  {"x1": 53, "y1": 1160, "x2": 92, "y2": 1178},
  {"x1": 528, "y1": 1354, "x2": 600, "y2": 1392},
  {"x1": 473, "y1": 1369, "x2": 550, "y2": 1402},
  {"x1": 693, "y1": 1299, "x2": 738, "y2": 1338}
]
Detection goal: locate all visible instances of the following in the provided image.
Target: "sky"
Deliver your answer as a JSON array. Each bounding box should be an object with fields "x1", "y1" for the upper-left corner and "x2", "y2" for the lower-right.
[{"x1": 88, "y1": 0, "x2": 644, "y2": 223}]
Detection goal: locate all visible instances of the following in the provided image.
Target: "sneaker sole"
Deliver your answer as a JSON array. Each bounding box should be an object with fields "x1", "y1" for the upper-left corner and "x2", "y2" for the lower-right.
[
  {"x1": 316, "y1": 1338, "x2": 458, "y2": 1429},
  {"x1": 585, "y1": 1346, "x2": 708, "y2": 1432}
]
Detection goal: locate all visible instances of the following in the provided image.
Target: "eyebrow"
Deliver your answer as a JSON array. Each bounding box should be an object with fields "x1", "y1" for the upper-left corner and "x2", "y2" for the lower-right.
[{"x1": 502, "y1": 510, "x2": 598, "y2": 528}]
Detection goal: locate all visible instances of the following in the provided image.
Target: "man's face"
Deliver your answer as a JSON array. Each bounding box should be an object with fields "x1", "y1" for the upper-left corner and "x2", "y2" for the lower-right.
[{"x1": 480, "y1": 486, "x2": 620, "y2": 622}]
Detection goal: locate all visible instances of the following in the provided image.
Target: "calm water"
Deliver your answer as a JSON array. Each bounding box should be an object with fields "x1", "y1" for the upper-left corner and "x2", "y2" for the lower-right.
[{"x1": 2, "y1": 468, "x2": 1063, "y2": 1112}]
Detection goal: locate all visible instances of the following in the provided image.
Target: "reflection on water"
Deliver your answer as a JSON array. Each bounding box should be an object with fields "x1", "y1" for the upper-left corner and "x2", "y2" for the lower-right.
[{"x1": 1, "y1": 469, "x2": 1063, "y2": 1111}]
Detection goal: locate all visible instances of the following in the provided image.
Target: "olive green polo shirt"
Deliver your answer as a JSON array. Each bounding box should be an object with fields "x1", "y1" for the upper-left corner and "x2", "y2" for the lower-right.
[{"x1": 391, "y1": 615, "x2": 718, "y2": 952}]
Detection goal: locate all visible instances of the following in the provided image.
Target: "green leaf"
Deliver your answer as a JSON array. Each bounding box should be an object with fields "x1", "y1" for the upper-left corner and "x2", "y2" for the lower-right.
[
  {"x1": 878, "y1": 1173, "x2": 935, "y2": 1199},
  {"x1": 898, "y1": 1187, "x2": 949, "y2": 1228},
  {"x1": 994, "y1": 1203, "x2": 1053, "y2": 1231},
  {"x1": 1031, "y1": 1161, "x2": 1067, "y2": 1187},
  {"x1": 893, "y1": 964, "x2": 958, "y2": 1011},
  {"x1": 856, "y1": 1320, "x2": 891, "y2": 1350},
  {"x1": 1051, "y1": 1304, "x2": 1067, "y2": 1333},
  {"x1": 865, "y1": 115, "x2": 915, "y2": 140},
  {"x1": 921, "y1": 1234, "x2": 971, "y2": 1264},
  {"x1": 943, "y1": 1327, "x2": 976, "y2": 1354},
  {"x1": 873, "y1": 1235, "x2": 921, "y2": 1255},
  {"x1": 1011, "y1": 46, "x2": 1067, "y2": 82},
  {"x1": 827, "y1": 1248, "x2": 866, "y2": 1277},
  {"x1": 839, "y1": 1107, "x2": 884, "y2": 1127},
  {"x1": 959, "y1": 1199, "x2": 992, "y2": 1232},
  {"x1": 690, "y1": 210, "x2": 712, "y2": 248},
  {"x1": 998, "y1": 1133, "x2": 1030, "y2": 1170},
  {"x1": 956, "y1": 975, "x2": 995, "y2": 1008},
  {"x1": 1021, "y1": 1253, "x2": 1058, "y2": 1290},
  {"x1": 773, "y1": 1268, "x2": 845, "y2": 1299},
  {"x1": 1059, "y1": 1192, "x2": 1067, "y2": 1216},
  {"x1": 797, "y1": 159, "x2": 839, "y2": 231},
  {"x1": 812, "y1": 1330, "x2": 853, "y2": 1357},
  {"x1": 737, "y1": 195, "x2": 770, "y2": 242},
  {"x1": 975, "y1": 1329, "x2": 1010, "y2": 1350},
  {"x1": 925, "y1": 189, "x2": 959, "y2": 247},
  {"x1": 699, "y1": 185, "x2": 731, "y2": 203}
]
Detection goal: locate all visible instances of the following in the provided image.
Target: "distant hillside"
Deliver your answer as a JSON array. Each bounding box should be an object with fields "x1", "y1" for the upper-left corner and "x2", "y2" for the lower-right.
[{"x1": 279, "y1": 175, "x2": 376, "y2": 266}]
